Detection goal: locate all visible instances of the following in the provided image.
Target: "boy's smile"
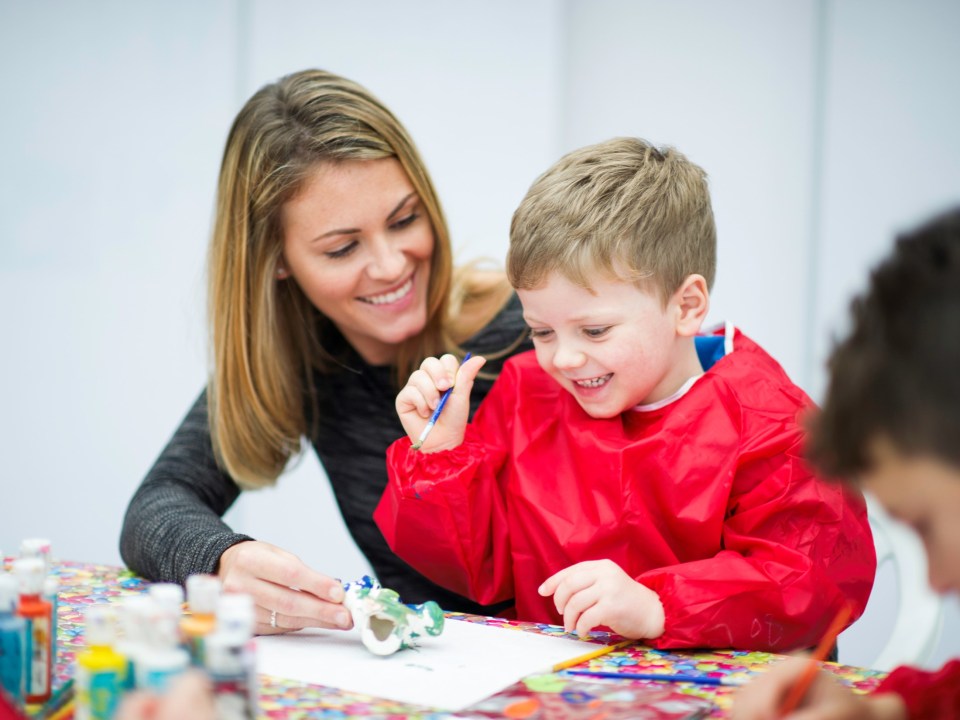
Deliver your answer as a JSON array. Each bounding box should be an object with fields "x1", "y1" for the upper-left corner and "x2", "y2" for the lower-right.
[{"x1": 517, "y1": 271, "x2": 706, "y2": 418}]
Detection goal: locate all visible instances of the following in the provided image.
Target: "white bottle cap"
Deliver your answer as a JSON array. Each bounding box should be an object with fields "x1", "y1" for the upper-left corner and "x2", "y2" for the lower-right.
[
  {"x1": 12, "y1": 557, "x2": 46, "y2": 595},
  {"x1": 186, "y1": 574, "x2": 221, "y2": 615},
  {"x1": 85, "y1": 606, "x2": 118, "y2": 647},
  {"x1": 148, "y1": 583, "x2": 184, "y2": 614},
  {"x1": 0, "y1": 574, "x2": 18, "y2": 612},
  {"x1": 20, "y1": 538, "x2": 52, "y2": 563}
]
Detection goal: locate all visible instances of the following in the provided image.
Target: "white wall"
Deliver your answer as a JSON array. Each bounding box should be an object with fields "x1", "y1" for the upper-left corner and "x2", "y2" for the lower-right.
[{"x1": 1, "y1": 0, "x2": 958, "y2": 670}]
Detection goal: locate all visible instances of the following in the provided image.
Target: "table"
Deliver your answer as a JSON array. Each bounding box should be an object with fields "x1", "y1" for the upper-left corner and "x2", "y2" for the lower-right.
[{"x1": 23, "y1": 560, "x2": 889, "y2": 718}]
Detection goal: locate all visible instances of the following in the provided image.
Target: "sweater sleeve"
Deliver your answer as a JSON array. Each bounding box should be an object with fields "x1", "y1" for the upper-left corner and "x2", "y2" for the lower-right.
[
  {"x1": 638, "y1": 427, "x2": 876, "y2": 651},
  {"x1": 119, "y1": 390, "x2": 253, "y2": 585},
  {"x1": 875, "y1": 660, "x2": 960, "y2": 719}
]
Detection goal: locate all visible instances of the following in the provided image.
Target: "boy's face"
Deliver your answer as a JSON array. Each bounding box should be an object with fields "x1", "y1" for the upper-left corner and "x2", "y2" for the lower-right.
[
  {"x1": 864, "y1": 438, "x2": 960, "y2": 595},
  {"x1": 517, "y1": 271, "x2": 698, "y2": 418}
]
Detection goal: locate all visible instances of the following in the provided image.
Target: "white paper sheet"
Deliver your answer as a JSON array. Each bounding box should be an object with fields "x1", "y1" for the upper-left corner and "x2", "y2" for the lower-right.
[{"x1": 255, "y1": 617, "x2": 608, "y2": 711}]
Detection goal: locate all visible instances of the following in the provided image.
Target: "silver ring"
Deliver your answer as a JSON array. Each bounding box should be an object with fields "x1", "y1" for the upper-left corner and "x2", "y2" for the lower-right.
[{"x1": 270, "y1": 609, "x2": 277, "y2": 628}]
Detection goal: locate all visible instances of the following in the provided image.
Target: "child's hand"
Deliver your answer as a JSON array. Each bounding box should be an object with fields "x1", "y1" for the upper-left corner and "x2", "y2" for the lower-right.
[
  {"x1": 538, "y1": 559, "x2": 665, "y2": 640},
  {"x1": 396, "y1": 353, "x2": 487, "y2": 453},
  {"x1": 731, "y1": 656, "x2": 907, "y2": 720}
]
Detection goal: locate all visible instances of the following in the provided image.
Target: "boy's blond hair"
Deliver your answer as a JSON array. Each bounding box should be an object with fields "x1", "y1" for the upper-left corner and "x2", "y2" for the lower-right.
[{"x1": 508, "y1": 137, "x2": 716, "y2": 304}]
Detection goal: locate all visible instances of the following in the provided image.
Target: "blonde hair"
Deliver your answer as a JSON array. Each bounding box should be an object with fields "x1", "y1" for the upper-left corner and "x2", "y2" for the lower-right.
[
  {"x1": 208, "y1": 69, "x2": 510, "y2": 488},
  {"x1": 508, "y1": 137, "x2": 716, "y2": 303}
]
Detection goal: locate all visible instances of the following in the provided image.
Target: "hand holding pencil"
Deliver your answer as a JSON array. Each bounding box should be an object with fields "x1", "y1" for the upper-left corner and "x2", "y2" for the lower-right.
[
  {"x1": 396, "y1": 352, "x2": 486, "y2": 453},
  {"x1": 730, "y1": 655, "x2": 906, "y2": 720},
  {"x1": 731, "y1": 604, "x2": 906, "y2": 720}
]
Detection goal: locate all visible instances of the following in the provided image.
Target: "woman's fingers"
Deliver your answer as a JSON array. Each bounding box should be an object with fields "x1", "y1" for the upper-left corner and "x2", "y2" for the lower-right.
[{"x1": 218, "y1": 541, "x2": 350, "y2": 634}]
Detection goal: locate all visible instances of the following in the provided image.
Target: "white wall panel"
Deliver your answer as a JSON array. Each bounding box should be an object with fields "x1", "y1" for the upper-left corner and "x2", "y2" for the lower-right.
[
  {"x1": 562, "y1": 0, "x2": 819, "y2": 388},
  {"x1": 0, "y1": 0, "x2": 238, "y2": 565}
]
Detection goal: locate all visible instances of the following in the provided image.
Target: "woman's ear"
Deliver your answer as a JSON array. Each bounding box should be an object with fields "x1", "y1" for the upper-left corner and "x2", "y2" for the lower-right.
[
  {"x1": 673, "y1": 274, "x2": 709, "y2": 337},
  {"x1": 276, "y1": 261, "x2": 290, "y2": 280}
]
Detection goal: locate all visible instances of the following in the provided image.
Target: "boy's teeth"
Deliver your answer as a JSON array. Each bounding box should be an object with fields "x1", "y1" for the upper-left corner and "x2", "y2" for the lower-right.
[
  {"x1": 575, "y1": 375, "x2": 610, "y2": 388},
  {"x1": 363, "y1": 278, "x2": 412, "y2": 305}
]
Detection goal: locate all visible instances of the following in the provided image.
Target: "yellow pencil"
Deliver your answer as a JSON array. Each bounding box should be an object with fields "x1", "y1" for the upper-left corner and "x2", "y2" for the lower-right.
[{"x1": 551, "y1": 639, "x2": 633, "y2": 672}]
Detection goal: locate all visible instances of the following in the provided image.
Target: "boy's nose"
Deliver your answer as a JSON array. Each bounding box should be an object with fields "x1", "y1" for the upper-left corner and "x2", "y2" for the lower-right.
[{"x1": 552, "y1": 343, "x2": 587, "y2": 370}]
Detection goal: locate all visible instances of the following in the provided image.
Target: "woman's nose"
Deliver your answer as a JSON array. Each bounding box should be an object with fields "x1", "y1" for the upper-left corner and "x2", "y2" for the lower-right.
[{"x1": 367, "y1": 238, "x2": 405, "y2": 281}]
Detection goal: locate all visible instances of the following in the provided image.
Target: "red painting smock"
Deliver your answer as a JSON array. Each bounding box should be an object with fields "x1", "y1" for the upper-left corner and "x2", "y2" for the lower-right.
[{"x1": 375, "y1": 326, "x2": 876, "y2": 651}]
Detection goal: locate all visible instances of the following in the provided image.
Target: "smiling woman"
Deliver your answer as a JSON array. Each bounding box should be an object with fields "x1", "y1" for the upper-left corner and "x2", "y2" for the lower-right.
[
  {"x1": 118, "y1": 68, "x2": 531, "y2": 636},
  {"x1": 279, "y1": 159, "x2": 434, "y2": 366}
]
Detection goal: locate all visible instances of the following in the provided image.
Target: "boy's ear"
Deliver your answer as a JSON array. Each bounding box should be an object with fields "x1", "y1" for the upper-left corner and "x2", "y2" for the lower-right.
[{"x1": 673, "y1": 274, "x2": 709, "y2": 337}]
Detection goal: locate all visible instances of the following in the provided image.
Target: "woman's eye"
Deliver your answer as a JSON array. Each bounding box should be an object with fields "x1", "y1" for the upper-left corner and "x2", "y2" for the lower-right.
[
  {"x1": 325, "y1": 240, "x2": 358, "y2": 259},
  {"x1": 528, "y1": 328, "x2": 553, "y2": 340},
  {"x1": 391, "y1": 212, "x2": 419, "y2": 230},
  {"x1": 583, "y1": 326, "x2": 611, "y2": 338}
]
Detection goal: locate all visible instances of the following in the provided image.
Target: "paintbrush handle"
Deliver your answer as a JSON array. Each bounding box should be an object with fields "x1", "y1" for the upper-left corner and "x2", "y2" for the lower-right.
[
  {"x1": 563, "y1": 670, "x2": 742, "y2": 687},
  {"x1": 412, "y1": 353, "x2": 471, "y2": 450}
]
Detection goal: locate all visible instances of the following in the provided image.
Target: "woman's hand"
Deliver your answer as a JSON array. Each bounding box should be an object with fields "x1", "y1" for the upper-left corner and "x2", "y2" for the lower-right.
[
  {"x1": 731, "y1": 656, "x2": 907, "y2": 720},
  {"x1": 538, "y1": 559, "x2": 665, "y2": 640},
  {"x1": 218, "y1": 540, "x2": 351, "y2": 635},
  {"x1": 395, "y1": 353, "x2": 486, "y2": 453}
]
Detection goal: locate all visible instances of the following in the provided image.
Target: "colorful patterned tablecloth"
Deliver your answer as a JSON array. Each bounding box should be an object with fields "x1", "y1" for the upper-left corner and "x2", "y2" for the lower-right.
[{"x1": 6, "y1": 559, "x2": 888, "y2": 719}]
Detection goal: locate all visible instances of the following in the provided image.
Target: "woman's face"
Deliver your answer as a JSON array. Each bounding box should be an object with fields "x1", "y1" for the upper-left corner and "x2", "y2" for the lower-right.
[{"x1": 280, "y1": 158, "x2": 434, "y2": 365}]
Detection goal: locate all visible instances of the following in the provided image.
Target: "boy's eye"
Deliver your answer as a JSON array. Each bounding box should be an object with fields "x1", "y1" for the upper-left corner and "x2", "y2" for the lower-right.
[
  {"x1": 528, "y1": 328, "x2": 553, "y2": 340},
  {"x1": 325, "y1": 240, "x2": 359, "y2": 259},
  {"x1": 391, "y1": 212, "x2": 419, "y2": 230},
  {"x1": 583, "y1": 326, "x2": 612, "y2": 338}
]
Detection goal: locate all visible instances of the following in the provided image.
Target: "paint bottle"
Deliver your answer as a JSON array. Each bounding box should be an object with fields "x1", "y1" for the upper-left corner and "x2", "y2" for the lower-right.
[
  {"x1": 204, "y1": 593, "x2": 256, "y2": 720},
  {"x1": 13, "y1": 558, "x2": 52, "y2": 704},
  {"x1": 19, "y1": 540, "x2": 57, "y2": 674},
  {"x1": 75, "y1": 606, "x2": 126, "y2": 720},
  {"x1": 115, "y1": 595, "x2": 151, "y2": 690},
  {"x1": 147, "y1": 583, "x2": 185, "y2": 648},
  {"x1": 134, "y1": 597, "x2": 188, "y2": 693},
  {"x1": 0, "y1": 575, "x2": 25, "y2": 707},
  {"x1": 181, "y1": 574, "x2": 221, "y2": 665}
]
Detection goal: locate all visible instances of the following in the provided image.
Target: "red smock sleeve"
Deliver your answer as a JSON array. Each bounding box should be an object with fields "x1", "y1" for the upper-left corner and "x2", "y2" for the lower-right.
[
  {"x1": 874, "y1": 660, "x2": 960, "y2": 719},
  {"x1": 374, "y1": 361, "x2": 520, "y2": 607},
  {"x1": 637, "y1": 415, "x2": 876, "y2": 651}
]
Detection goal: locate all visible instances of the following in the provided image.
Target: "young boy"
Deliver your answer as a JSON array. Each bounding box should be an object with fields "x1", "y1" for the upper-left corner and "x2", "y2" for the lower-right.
[
  {"x1": 374, "y1": 138, "x2": 876, "y2": 651},
  {"x1": 733, "y1": 208, "x2": 960, "y2": 718}
]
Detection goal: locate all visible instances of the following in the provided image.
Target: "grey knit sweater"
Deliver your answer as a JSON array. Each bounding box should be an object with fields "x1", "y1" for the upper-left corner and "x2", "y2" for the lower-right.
[{"x1": 119, "y1": 294, "x2": 530, "y2": 613}]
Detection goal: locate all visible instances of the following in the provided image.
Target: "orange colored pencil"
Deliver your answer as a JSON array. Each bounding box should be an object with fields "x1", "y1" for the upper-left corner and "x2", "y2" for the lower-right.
[{"x1": 778, "y1": 603, "x2": 852, "y2": 717}]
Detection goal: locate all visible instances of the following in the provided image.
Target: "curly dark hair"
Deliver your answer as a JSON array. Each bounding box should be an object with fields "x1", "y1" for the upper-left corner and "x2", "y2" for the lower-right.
[{"x1": 806, "y1": 205, "x2": 960, "y2": 478}]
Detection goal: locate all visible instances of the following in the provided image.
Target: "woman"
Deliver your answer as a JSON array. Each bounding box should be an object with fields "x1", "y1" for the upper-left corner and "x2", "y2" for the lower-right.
[{"x1": 119, "y1": 69, "x2": 529, "y2": 635}]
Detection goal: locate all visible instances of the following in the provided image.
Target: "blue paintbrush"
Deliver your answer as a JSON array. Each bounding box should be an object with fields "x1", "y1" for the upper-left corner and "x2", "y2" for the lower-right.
[
  {"x1": 411, "y1": 352, "x2": 471, "y2": 451},
  {"x1": 562, "y1": 670, "x2": 745, "y2": 687}
]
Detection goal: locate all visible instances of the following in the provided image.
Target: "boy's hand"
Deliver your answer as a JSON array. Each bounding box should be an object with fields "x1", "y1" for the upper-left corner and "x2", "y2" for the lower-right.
[
  {"x1": 396, "y1": 353, "x2": 487, "y2": 453},
  {"x1": 731, "y1": 656, "x2": 906, "y2": 720},
  {"x1": 538, "y1": 559, "x2": 665, "y2": 640}
]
